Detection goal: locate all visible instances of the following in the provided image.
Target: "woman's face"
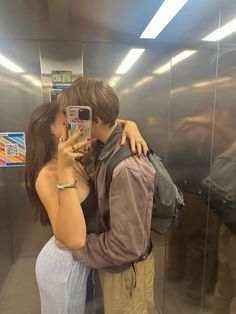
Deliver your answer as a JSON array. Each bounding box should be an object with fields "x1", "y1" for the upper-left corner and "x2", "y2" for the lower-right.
[{"x1": 51, "y1": 110, "x2": 67, "y2": 138}]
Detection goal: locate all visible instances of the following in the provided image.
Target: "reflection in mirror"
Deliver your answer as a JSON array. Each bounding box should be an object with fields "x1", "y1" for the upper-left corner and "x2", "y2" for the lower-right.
[
  {"x1": 166, "y1": 48, "x2": 221, "y2": 314},
  {"x1": 1, "y1": 1, "x2": 236, "y2": 314},
  {"x1": 203, "y1": 43, "x2": 236, "y2": 314},
  {"x1": 0, "y1": 41, "x2": 42, "y2": 131},
  {"x1": 0, "y1": 40, "x2": 49, "y2": 314},
  {"x1": 83, "y1": 42, "x2": 174, "y2": 313},
  {"x1": 39, "y1": 41, "x2": 83, "y2": 102}
]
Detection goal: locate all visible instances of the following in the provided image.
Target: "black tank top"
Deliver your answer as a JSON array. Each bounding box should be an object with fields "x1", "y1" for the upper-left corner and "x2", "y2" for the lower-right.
[{"x1": 81, "y1": 180, "x2": 98, "y2": 234}]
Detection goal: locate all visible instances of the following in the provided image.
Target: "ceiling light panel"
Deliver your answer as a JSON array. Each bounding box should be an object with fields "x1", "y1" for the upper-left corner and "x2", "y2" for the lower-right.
[
  {"x1": 116, "y1": 49, "x2": 145, "y2": 74},
  {"x1": 0, "y1": 54, "x2": 24, "y2": 73},
  {"x1": 134, "y1": 76, "x2": 153, "y2": 88},
  {"x1": 140, "y1": 0, "x2": 189, "y2": 39},
  {"x1": 171, "y1": 50, "x2": 197, "y2": 65},
  {"x1": 202, "y1": 17, "x2": 236, "y2": 41},
  {"x1": 153, "y1": 50, "x2": 197, "y2": 74},
  {"x1": 109, "y1": 76, "x2": 121, "y2": 87}
]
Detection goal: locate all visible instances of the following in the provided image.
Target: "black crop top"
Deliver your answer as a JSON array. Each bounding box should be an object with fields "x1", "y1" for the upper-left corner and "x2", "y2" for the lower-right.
[{"x1": 81, "y1": 180, "x2": 98, "y2": 234}]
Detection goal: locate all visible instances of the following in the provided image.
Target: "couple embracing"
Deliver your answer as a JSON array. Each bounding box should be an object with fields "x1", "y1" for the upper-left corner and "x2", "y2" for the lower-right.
[{"x1": 25, "y1": 77, "x2": 156, "y2": 314}]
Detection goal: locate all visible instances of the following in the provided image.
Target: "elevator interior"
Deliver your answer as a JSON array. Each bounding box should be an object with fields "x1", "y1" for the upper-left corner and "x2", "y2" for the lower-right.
[{"x1": 0, "y1": 0, "x2": 236, "y2": 313}]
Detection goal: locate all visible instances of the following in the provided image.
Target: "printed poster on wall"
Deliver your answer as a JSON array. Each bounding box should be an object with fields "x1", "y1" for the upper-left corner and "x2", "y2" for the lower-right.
[{"x1": 0, "y1": 132, "x2": 26, "y2": 167}]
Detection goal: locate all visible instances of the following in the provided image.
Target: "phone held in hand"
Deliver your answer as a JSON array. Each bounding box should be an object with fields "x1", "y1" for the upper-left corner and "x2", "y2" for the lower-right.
[{"x1": 66, "y1": 106, "x2": 92, "y2": 154}]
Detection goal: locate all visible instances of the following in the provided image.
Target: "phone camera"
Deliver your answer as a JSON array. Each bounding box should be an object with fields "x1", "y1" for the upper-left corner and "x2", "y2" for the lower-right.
[{"x1": 78, "y1": 109, "x2": 90, "y2": 120}]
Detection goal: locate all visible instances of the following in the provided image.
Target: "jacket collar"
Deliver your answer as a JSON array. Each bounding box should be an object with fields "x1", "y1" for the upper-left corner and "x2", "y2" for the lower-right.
[{"x1": 98, "y1": 124, "x2": 122, "y2": 161}]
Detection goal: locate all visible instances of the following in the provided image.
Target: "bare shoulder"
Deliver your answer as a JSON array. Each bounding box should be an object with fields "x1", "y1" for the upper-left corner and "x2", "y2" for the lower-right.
[{"x1": 35, "y1": 164, "x2": 57, "y2": 192}]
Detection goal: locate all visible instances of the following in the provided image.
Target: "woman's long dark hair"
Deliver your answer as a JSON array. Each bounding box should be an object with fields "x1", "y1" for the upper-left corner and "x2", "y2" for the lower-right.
[{"x1": 25, "y1": 101, "x2": 60, "y2": 225}]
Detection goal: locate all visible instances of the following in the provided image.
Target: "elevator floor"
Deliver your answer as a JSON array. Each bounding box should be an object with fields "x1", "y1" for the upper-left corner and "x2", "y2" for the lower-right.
[
  {"x1": 0, "y1": 241, "x2": 213, "y2": 314},
  {"x1": 0, "y1": 257, "x2": 40, "y2": 314}
]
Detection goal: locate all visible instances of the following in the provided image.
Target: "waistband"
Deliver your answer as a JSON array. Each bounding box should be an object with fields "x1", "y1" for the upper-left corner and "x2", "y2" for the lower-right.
[
  {"x1": 134, "y1": 240, "x2": 153, "y2": 264},
  {"x1": 47, "y1": 236, "x2": 72, "y2": 255}
]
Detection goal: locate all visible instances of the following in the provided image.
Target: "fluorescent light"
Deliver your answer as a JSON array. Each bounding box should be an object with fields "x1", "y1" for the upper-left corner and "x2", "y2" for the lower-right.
[
  {"x1": 134, "y1": 76, "x2": 153, "y2": 87},
  {"x1": 140, "y1": 0, "x2": 189, "y2": 39},
  {"x1": 171, "y1": 86, "x2": 187, "y2": 94},
  {"x1": 0, "y1": 54, "x2": 24, "y2": 73},
  {"x1": 116, "y1": 49, "x2": 145, "y2": 74},
  {"x1": 210, "y1": 76, "x2": 230, "y2": 83},
  {"x1": 109, "y1": 76, "x2": 121, "y2": 87},
  {"x1": 192, "y1": 77, "x2": 232, "y2": 88},
  {"x1": 120, "y1": 88, "x2": 132, "y2": 95},
  {"x1": 32, "y1": 80, "x2": 42, "y2": 87},
  {"x1": 153, "y1": 50, "x2": 197, "y2": 74},
  {"x1": 172, "y1": 50, "x2": 197, "y2": 65},
  {"x1": 153, "y1": 62, "x2": 171, "y2": 74},
  {"x1": 22, "y1": 74, "x2": 34, "y2": 80},
  {"x1": 192, "y1": 80, "x2": 213, "y2": 88},
  {"x1": 202, "y1": 17, "x2": 236, "y2": 41},
  {"x1": 22, "y1": 74, "x2": 42, "y2": 87}
]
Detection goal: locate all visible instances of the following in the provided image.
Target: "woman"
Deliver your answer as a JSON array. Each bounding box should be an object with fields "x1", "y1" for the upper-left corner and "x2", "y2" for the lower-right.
[{"x1": 25, "y1": 101, "x2": 148, "y2": 314}]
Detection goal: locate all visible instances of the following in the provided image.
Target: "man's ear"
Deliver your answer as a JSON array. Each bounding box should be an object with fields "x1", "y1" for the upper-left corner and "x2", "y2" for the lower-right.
[{"x1": 94, "y1": 117, "x2": 103, "y2": 126}]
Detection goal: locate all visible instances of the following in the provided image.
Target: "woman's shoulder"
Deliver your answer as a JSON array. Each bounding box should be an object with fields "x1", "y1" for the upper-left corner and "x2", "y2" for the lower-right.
[{"x1": 36, "y1": 162, "x2": 57, "y2": 187}]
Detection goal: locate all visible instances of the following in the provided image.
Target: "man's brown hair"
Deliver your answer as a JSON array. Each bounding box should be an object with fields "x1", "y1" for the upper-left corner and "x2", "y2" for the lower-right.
[{"x1": 58, "y1": 77, "x2": 119, "y2": 126}]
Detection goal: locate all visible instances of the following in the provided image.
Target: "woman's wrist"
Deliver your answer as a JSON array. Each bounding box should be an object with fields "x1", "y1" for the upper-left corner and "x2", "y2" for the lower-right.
[
  {"x1": 58, "y1": 168, "x2": 74, "y2": 182},
  {"x1": 56, "y1": 181, "x2": 77, "y2": 190}
]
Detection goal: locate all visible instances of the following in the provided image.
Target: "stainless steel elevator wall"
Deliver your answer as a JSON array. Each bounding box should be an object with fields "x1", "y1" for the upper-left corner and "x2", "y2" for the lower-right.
[{"x1": 0, "y1": 1, "x2": 236, "y2": 313}]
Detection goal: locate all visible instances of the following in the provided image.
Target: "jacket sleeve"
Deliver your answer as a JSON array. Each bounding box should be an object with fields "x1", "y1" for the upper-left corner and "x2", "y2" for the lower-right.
[{"x1": 73, "y1": 164, "x2": 155, "y2": 269}]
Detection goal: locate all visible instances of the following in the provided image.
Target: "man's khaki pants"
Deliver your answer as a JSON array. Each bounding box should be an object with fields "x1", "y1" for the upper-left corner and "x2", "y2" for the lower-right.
[
  {"x1": 213, "y1": 224, "x2": 236, "y2": 314},
  {"x1": 99, "y1": 252, "x2": 155, "y2": 314}
]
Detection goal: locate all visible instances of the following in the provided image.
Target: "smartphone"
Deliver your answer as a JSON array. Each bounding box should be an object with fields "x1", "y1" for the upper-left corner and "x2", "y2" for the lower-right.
[{"x1": 66, "y1": 106, "x2": 92, "y2": 154}]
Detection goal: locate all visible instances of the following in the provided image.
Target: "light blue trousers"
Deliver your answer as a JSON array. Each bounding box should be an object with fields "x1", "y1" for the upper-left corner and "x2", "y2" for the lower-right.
[{"x1": 35, "y1": 236, "x2": 90, "y2": 314}]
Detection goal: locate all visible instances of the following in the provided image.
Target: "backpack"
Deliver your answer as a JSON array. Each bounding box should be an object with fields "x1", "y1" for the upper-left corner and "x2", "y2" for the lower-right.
[
  {"x1": 201, "y1": 145, "x2": 236, "y2": 234},
  {"x1": 106, "y1": 143, "x2": 184, "y2": 234}
]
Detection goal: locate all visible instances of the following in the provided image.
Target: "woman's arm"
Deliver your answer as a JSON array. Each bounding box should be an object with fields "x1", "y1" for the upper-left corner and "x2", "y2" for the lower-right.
[
  {"x1": 36, "y1": 170, "x2": 86, "y2": 249},
  {"x1": 117, "y1": 119, "x2": 149, "y2": 156},
  {"x1": 35, "y1": 128, "x2": 88, "y2": 250}
]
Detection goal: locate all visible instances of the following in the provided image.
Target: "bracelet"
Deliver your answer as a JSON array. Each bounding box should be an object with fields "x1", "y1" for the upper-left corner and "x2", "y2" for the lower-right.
[{"x1": 56, "y1": 181, "x2": 77, "y2": 190}]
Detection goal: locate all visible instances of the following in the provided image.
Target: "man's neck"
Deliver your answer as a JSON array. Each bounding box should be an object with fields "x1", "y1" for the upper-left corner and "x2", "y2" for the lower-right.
[{"x1": 98, "y1": 121, "x2": 118, "y2": 143}]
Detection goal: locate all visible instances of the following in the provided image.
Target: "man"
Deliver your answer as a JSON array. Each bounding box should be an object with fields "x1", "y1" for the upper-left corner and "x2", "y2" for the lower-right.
[
  {"x1": 202, "y1": 141, "x2": 236, "y2": 314},
  {"x1": 59, "y1": 77, "x2": 156, "y2": 314},
  {"x1": 167, "y1": 110, "x2": 235, "y2": 306}
]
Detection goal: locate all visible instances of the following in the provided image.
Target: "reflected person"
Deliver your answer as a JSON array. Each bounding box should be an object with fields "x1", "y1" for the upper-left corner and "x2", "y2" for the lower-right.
[
  {"x1": 202, "y1": 140, "x2": 236, "y2": 314},
  {"x1": 166, "y1": 109, "x2": 235, "y2": 305}
]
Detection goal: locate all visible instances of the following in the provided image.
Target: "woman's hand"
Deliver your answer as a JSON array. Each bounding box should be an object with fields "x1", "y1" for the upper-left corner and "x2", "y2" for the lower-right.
[
  {"x1": 58, "y1": 126, "x2": 90, "y2": 169},
  {"x1": 119, "y1": 120, "x2": 149, "y2": 157}
]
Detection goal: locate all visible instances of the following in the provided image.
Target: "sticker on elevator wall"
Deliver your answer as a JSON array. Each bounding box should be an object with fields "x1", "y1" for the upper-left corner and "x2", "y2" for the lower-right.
[
  {"x1": 0, "y1": 132, "x2": 26, "y2": 167},
  {"x1": 51, "y1": 70, "x2": 72, "y2": 101},
  {"x1": 52, "y1": 70, "x2": 72, "y2": 84}
]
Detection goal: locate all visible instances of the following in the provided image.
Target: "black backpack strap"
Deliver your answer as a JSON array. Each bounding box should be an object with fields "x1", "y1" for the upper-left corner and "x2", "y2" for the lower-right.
[{"x1": 106, "y1": 142, "x2": 133, "y2": 191}]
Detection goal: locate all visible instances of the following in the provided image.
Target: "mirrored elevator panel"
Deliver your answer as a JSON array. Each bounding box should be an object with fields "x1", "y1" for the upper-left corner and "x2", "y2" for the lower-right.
[
  {"x1": 165, "y1": 47, "x2": 219, "y2": 314},
  {"x1": 0, "y1": 40, "x2": 50, "y2": 313},
  {"x1": 0, "y1": 40, "x2": 43, "y2": 262},
  {"x1": 39, "y1": 41, "x2": 83, "y2": 101},
  {"x1": 83, "y1": 42, "x2": 174, "y2": 313},
  {"x1": 1, "y1": 1, "x2": 236, "y2": 314}
]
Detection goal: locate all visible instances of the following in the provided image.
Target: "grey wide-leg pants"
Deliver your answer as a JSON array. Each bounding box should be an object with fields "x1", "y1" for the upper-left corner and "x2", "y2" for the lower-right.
[{"x1": 36, "y1": 237, "x2": 90, "y2": 314}]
